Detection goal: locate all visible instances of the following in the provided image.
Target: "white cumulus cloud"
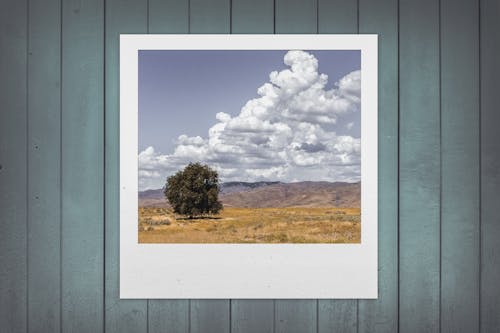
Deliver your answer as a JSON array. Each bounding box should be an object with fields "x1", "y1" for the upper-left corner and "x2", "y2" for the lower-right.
[{"x1": 138, "y1": 50, "x2": 361, "y2": 190}]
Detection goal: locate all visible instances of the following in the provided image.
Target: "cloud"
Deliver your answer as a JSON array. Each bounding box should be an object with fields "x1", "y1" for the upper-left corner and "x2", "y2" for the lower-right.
[
  {"x1": 297, "y1": 142, "x2": 327, "y2": 153},
  {"x1": 139, "y1": 50, "x2": 361, "y2": 190}
]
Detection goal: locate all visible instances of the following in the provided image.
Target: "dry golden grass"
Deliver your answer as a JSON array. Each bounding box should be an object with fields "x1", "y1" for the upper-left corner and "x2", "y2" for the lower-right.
[{"x1": 139, "y1": 206, "x2": 360, "y2": 243}]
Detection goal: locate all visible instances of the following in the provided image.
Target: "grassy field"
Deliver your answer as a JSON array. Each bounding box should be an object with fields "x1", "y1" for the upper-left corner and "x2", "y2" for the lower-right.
[{"x1": 138, "y1": 206, "x2": 360, "y2": 243}]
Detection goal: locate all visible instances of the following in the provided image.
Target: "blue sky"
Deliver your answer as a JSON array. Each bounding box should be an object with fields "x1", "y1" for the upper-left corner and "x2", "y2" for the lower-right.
[
  {"x1": 139, "y1": 50, "x2": 360, "y2": 152},
  {"x1": 138, "y1": 50, "x2": 361, "y2": 190}
]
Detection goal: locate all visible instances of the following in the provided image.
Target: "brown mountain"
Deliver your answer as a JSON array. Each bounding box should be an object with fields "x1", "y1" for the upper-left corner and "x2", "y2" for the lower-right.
[
  {"x1": 138, "y1": 188, "x2": 166, "y2": 207},
  {"x1": 221, "y1": 181, "x2": 359, "y2": 208},
  {"x1": 139, "y1": 181, "x2": 360, "y2": 208}
]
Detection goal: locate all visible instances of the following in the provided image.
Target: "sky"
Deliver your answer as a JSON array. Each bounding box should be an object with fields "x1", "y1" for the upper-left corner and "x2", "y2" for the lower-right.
[{"x1": 138, "y1": 50, "x2": 361, "y2": 190}]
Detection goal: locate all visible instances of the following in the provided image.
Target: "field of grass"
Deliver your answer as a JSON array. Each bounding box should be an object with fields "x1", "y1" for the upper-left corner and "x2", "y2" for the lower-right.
[{"x1": 139, "y1": 206, "x2": 360, "y2": 243}]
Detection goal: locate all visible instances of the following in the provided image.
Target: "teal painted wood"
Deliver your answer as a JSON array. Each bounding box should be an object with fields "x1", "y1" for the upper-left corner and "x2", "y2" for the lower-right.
[
  {"x1": 231, "y1": 0, "x2": 274, "y2": 34},
  {"x1": 149, "y1": 0, "x2": 189, "y2": 34},
  {"x1": 147, "y1": 2, "x2": 190, "y2": 332},
  {"x1": 276, "y1": 301, "x2": 317, "y2": 333},
  {"x1": 399, "y1": 0, "x2": 441, "y2": 332},
  {"x1": 1, "y1": 2, "x2": 498, "y2": 332},
  {"x1": 230, "y1": 1, "x2": 275, "y2": 332},
  {"x1": 358, "y1": 0, "x2": 399, "y2": 331},
  {"x1": 104, "y1": 0, "x2": 148, "y2": 332},
  {"x1": 275, "y1": 0, "x2": 316, "y2": 34},
  {"x1": 317, "y1": 1, "x2": 358, "y2": 332},
  {"x1": 274, "y1": 2, "x2": 317, "y2": 332},
  {"x1": 440, "y1": 0, "x2": 480, "y2": 332},
  {"x1": 231, "y1": 300, "x2": 274, "y2": 333},
  {"x1": 149, "y1": 300, "x2": 189, "y2": 333},
  {"x1": 27, "y1": 0, "x2": 61, "y2": 331},
  {"x1": 61, "y1": 0, "x2": 104, "y2": 331},
  {"x1": 0, "y1": 0, "x2": 27, "y2": 332},
  {"x1": 480, "y1": 0, "x2": 500, "y2": 331},
  {"x1": 190, "y1": 0, "x2": 230, "y2": 33},
  {"x1": 318, "y1": 300, "x2": 357, "y2": 333},
  {"x1": 318, "y1": 0, "x2": 357, "y2": 33},
  {"x1": 190, "y1": 300, "x2": 230, "y2": 333}
]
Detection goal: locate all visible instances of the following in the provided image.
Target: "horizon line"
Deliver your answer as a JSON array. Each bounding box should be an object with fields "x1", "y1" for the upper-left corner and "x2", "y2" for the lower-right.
[{"x1": 139, "y1": 179, "x2": 361, "y2": 192}]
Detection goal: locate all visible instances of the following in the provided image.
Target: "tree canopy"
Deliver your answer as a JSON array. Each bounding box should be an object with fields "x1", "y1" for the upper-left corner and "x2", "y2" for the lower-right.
[{"x1": 164, "y1": 163, "x2": 223, "y2": 218}]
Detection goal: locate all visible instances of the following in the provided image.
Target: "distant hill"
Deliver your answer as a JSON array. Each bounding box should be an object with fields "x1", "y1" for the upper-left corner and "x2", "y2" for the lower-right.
[
  {"x1": 221, "y1": 181, "x2": 360, "y2": 208},
  {"x1": 139, "y1": 181, "x2": 360, "y2": 208},
  {"x1": 220, "y1": 181, "x2": 281, "y2": 195},
  {"x1": 138, "y1": 188, "x2": 165, "y2": 207}
]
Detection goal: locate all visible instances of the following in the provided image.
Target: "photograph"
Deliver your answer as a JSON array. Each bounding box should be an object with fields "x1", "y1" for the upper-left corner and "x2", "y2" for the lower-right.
[
  {"x1": 137, "y1": 49, "x2": 361, "y2": 243},
  {"x1": 120, "y1": 35, "x2": 377, "y2": 298}
]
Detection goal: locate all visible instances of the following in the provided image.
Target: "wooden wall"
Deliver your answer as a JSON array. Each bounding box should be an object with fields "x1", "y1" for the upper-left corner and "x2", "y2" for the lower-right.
[{"x1": 0, "y1": 0, "x2": 498, "y2": 332}]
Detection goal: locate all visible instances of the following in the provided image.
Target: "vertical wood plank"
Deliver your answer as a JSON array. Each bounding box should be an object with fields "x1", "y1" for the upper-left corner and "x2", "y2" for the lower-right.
[
  {"x1": 190, "y1": 300, "x2": 230, "y2": 333},
  {"x1": 317, "y1": 1, "x2": 358, "y2": 332},
  {"x1": 275, "y1": 0, "x2": 316, "y2": 34},
  {"x1": 230, "y1": 1, "x2": 274, "y2": 332},
  {"x1": 399, "y1": 0, "x2": 441, "y2": 332},
  {"x1": 104, "y1": 1, "x2": 148, "y2": 332},
  {"x1": 318, "y1": 0, "x2": 357, "y2": 33},
  {"x1": 231, "y1": 0, "x2": 274, "y2": 34},
  {"x1": 149, "y1": 300, "x2": 189, "y2": 333},
  {"x1": 190, "y1": 0, "x2": 230, "y2": 33},
  {"x1": 274, "y1": 2, "x2": 317, "y2": 331},
  {"x1": 149, "y1": 0, "x2": 189, "y2": 34},
  {"x1": 480, "y1": 0, "x2": 500, "y2": 331},
  {"x1": 188, "y1": 1, "x2": 232, "y2": 331},
  {"x1": 147, "y1": 1, "x2": 190, "y2": 332},
  {"x1": 276, "y1": 301, "x2": 316, "y2": 333},
  {"x1": 440, "y1": 0, "x2": 480, "y2": 332},
  {"x1": 61, "y1": 0, "x2": 104, "y2": 331},
  {"x1": 27, "y1": 0, "x2": 61, "y2": 331},
  {"x1": 318, "y1": 300, "x2": 357, "y2": 333},
  {"x1": 357, "y1": 0, "x2": 399, "y2": 332},
  {"x1": 0, "y1": 0, "x2": 28, "y2": 332},
  {"x1": 231, "y1": 300, "x2": 274, "y2": 333}
]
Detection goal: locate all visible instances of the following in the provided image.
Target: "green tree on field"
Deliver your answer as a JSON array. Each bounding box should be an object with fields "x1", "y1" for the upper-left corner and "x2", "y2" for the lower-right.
[{"x1": 164, "y1": 162, "x2": 223, "y2": 218}]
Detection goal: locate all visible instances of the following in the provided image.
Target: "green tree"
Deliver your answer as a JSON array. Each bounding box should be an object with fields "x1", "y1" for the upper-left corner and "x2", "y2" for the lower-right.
[{"x1": 164, "y1": 162, "x2": 223, "y2": 218}]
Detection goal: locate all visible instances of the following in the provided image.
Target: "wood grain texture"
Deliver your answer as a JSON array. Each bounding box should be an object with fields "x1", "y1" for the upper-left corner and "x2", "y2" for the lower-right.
[
  {"x1": 0, "y1": 0, "x2": 27, "y2": 332},
  {"x1": 190, "y1": 300, "x2": 230, "y2": 333},
  {"x1": 480, "y1": 0, "x2": 500, "y2": 331},
  {"x1": 149, "y1": 0, "x2": 189, "y2": 34},
  {"x1": 318, "y1": 300, "x2": 357, "y2": 333},
  {"x1": 230, "y1": 1, "x2": 275, "y2": 332},
  {"x1": 27, "y1": 0, "x2": 61, "y2": 331},
  {"x1": 275, "y1": 0, "x2": 316, "y2": 34},
  {"x1": 61, "y1": 0, "x2": 104, "y2": 331},
  {"x1": 231, "y1": 0, "x2": 274, "y2": 34},
  {"x1": 440, "y1": 0, "x2": 480, "y2": 332},
  {"x1": 318, "y1": 0, "x2": 357, "y2": 33},
  {"x1": 190, "y1": 0, "x2": 230, "y2": 33},
  {"x1": 149, "y1": 301, "x2": 189, "y2": 333},
  {"x1": 358, "y1": 0, "x2": 399, "y2": 332},
  {"x1": 0, "y1": 1, "x2": 497, "y2": 331},
  {"x1": 231, "y1": 300, "x2": 274, "y2": 333},
  {"x1": 276, "y1": 300, "x2": 317, "y2": 333},
  {"x1": 104, "y1": 0, "x2": 148, "y2": 332},
  {"x1": 399, "y1": 0, "x2": 441, "y2": 332}
]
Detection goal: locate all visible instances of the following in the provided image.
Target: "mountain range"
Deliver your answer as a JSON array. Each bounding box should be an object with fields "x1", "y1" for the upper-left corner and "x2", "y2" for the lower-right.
[{"x1": 139, "y1": 181, "x2": 360, "y2": 208}]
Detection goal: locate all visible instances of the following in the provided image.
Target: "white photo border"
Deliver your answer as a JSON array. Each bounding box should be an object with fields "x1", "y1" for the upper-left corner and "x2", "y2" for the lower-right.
[{"x1": 120, "y1": 34, "x2": 378, "y2": 299}]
